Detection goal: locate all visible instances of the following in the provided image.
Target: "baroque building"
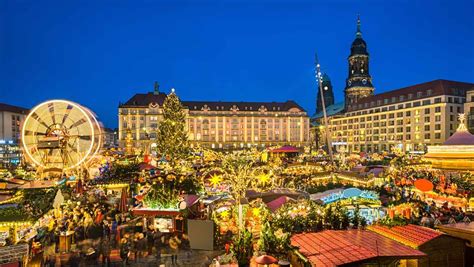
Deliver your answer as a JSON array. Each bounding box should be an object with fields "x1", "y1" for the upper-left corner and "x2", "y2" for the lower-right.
[
  {"x1": 344, "y1": 16, "x2": 374, "y2": 110},
  {"x1": 313, "y1": 16, "x2": 474, "y2": 153},
  {"x1": 118, "y1": 83, "x2": 310, "y2": 150}
]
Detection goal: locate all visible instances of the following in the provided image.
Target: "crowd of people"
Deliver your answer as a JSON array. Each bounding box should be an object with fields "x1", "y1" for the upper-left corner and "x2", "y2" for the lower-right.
[{"x1": 31, "y1": 185, "x2": 191, "y2": 266}]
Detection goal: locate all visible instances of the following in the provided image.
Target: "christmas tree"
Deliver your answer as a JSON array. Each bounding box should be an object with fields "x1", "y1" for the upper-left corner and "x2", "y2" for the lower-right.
[{"x1": 156, "y1": 89, "x2": 190, "y2": 166}]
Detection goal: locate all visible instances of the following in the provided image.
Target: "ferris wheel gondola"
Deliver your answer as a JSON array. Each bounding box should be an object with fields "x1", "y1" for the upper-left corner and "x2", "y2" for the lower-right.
[{"x1": 21, "y1": 100, "x2": 103, "y2": 173}]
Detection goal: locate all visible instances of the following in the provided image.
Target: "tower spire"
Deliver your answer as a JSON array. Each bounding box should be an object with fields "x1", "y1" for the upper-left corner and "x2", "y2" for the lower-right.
[
  {"x1": 154, "y1": 81, "x2": 159, "y2": 95},
  {"x1": 356, "y1": 14, "x2": 362, "y2": 38}
]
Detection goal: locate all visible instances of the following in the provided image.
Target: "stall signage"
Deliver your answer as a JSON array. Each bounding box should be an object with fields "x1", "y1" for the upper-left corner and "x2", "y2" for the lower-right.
[{"x1": 321, "y1": 188, "x2": 379, "y2": 204}]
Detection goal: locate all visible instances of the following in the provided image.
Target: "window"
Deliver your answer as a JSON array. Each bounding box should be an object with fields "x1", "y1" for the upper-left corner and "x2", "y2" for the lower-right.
[
  {"x1": 435, "y1": 115, "x2": 441, "y2": 122},
  {"x1": 435, "y1": 107, "x2": 441, "y2": 113},
  {"x1": 384, "y1": 99, "x2": 389, "y2": 104},
  {"x1": 435, "y1": 124, "x2": 441, "y2": 130},
  {"x1": 389, "y1": 114, "x2": 395, "y2": 119},
  {"x1": 424, "y1": 108, "x2": 430, "y2": 114},
  {"x1": 400, "y1": 95, "x2": 405, "y2": 101},
  {"x1": 423, "y1": 100, "x2": 431, "y2": 105},
  {"x1": 417, "y1": 92, "x2": 423, "y2": 98},
  {"x1": 424, "y1": 125, "x2": 430, "y2": 131},
  {"x1": 413, "y1": 101, "x2": 421, "y2": 107},
  {"x1": 405, "y1": 103, "x2": 412, "y2": 108},
  {"x1": 424, "y1": 133, "x2": 431, "y2": 139},
  {"x1": 406, "y1": 111, "x2": 411, "y2": 116},
  {"x1": 434, "y1": 97, "x2": 441, "y2": 103},
  {"x1": 424, "y1": 117, "x2": 430, "y2": 123},
  {"x1": 427, "y1": 89, "x2": 432, "y2": 96},
  {"x1": 408, "y1": 94, "x2": 413, "y2": 100},
  {"x1": 435, "y1": 133, "x2": 441, "y2": 139},
  {"x1": 406, "y1": 127, "x2": 411, "y2": 132}
]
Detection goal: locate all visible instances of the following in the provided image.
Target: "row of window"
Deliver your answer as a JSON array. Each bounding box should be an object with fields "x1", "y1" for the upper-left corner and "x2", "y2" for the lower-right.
[{"x1": 346, "y1": 96, "x2": 464, "y2": 115}]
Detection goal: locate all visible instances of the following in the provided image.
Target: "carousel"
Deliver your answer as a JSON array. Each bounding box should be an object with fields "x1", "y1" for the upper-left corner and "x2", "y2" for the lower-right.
[{"x1": 425, "y1": 114, "x2": 474, "y2": 170}]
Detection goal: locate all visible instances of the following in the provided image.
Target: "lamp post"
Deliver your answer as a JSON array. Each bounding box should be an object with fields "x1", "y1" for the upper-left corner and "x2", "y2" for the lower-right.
[{"x1": 315, "y1": 55, "x2": 334, "y2": 166}]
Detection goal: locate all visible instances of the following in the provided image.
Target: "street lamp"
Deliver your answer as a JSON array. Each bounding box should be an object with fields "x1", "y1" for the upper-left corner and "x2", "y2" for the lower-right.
[{"x1": 315, "y1": 55, "x2": 334, "y2": 166}]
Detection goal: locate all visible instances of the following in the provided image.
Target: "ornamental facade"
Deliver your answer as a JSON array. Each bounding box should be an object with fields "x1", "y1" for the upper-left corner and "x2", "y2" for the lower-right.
[
  {"x1": 118, "y1": 83, "x2": 310, "y2": 151},
  {"x1": 313, "y1": 17, "x2": 474, "y2": 153}
]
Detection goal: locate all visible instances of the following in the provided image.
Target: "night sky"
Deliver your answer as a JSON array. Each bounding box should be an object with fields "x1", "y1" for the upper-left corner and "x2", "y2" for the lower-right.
[{"x1": 1, "y1": 1, "x2": 473, "y2": 128}]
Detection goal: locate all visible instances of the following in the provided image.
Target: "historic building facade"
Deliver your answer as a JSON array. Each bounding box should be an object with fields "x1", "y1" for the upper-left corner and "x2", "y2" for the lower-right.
[
  {"x1": 118, "y1": 83, "x2": 310, "y2": 150},
  {"x1": 344, "y1": 16, "x2": 374, "y2": 110},
  {"x1": 329, "y1": 80, "x2": 473, "y2": 153},
  {"x1": 314, "y1": 17, "x2": 474, "y2": 153}
]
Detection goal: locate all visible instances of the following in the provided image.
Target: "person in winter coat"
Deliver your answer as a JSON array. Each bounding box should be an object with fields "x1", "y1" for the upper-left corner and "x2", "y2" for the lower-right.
[
  {"x1": 100, "y1": 238, "x2": 111, "y2": 267},
  {"x1": 168, "y1": 233, "x2": 181, "y2": 264},
  {"x1": 119, "y1": 237, "x2": 130, "y2": 266}
]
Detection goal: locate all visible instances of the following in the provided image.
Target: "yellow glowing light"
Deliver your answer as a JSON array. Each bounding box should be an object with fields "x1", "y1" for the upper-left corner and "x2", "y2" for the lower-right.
[
  {"x1": 220, "y1": 210, "x2": 230, "y2": 219},
  {"x1": 21, "y1": 99, "x2": 99, "y2": 170},
  {"x1": 258, "y1": 174, "x2": 270, "y2": 184},
  {"x1": 252, "y1": 208, "x2": 260, "y2": 217},
  {"x1": 210, "y1": 174, "x2": 223, "y2": 187}
]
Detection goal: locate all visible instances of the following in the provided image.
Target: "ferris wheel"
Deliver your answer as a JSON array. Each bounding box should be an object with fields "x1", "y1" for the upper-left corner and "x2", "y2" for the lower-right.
[{"x1": 21, "y1": 100, "x2": 103, "y2": 172}]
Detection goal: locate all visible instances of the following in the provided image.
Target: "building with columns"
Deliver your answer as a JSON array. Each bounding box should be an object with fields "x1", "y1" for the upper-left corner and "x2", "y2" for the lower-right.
[{"x1": 118, "y1": 83, "x2": 310, "y2": 150}]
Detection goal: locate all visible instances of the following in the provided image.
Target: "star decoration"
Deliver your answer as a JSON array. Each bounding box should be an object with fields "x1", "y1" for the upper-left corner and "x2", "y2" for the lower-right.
[{"x1": 210, "y1": 174, "x2": 223, "y2": 187}]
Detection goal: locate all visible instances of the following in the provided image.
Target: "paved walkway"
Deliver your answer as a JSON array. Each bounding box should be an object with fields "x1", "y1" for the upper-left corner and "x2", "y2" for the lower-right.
[{"x1": 29, "y1": 249, "x2": 220, "y2": 266}]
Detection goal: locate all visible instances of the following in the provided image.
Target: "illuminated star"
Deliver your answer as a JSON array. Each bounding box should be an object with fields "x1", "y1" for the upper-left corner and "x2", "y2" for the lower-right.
[
  {"x1": 210, "y1": 174, "x2": 222, "y2": 187},
  {"x1": 258, "y1": 174, "x2": 270, "y2": 184},
  {"x1": 220, "y1": 210, "x2": 230, "y2": 219}
]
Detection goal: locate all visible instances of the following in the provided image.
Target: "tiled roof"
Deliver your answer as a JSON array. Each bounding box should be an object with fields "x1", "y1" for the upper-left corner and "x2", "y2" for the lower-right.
[
  {"x1": 0, "y1": 103, "x2": 29, "y2": 114},
  {"x1": 346, "y1": 79, "x2": 474, "y2": 112},
  {"x1": 291, "y1": 229, "x2": 425, "y2": 267},
  {"x1": 120, "y1": 92, "x2": 307, "y2": 112},
  {"x1": 367, "y1": 224, "x2": 443, "y2": 249},
  {"x1": 120, "y1": 92, "x2": 168, "y2": 107},
  {"x1": 183, "y1": 100, "x2": 306, "y2": 112}
]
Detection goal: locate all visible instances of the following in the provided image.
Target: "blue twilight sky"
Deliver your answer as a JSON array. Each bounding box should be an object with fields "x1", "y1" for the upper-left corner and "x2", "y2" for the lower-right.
[{"x1": 1, "y1": 0, "x2": 473, "y2": 128}]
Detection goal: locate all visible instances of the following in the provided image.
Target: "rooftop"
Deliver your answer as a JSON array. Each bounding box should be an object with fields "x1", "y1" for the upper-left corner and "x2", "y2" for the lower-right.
[
  {"x1": 291, "y1": 229, "x2": 425, "y2": 267},
  {"x1": 346, "y1": 79, "x2": 474, "y2": 112},
  {"x1": 367, "y1": 224, "x2": 443, "y2": 249},
  {"x1": 120, "y1": 92, "x2": 307, "y2": 113},
  {"x1": 0, "y1": 103, "x2": 29, "y2": 114}
]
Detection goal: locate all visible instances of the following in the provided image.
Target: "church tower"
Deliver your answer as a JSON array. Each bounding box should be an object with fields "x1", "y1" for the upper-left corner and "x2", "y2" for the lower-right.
[
  {"x1": 344, "y1": 16, "x2": 374, "y2": 110},
  {"x1": 316, "y1": 73, "x2": 335, "y2": 114}
]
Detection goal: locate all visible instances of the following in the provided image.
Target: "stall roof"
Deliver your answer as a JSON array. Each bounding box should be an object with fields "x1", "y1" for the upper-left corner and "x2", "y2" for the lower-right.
[
  {"x1": 437, "y1": 222, "x2": 474, "y2": 247},
  {"x1": 269, "y1": 145, "x2": 300, "y2": 153},
  {"x1": 368, "y1": 224, "x2": 443, "y2": 249},
  {"x1": 266, "y1": 196, "x2": 294, "y2": 212},
  {"x1": 291, "y1": 230, "x2": 425, "y2": 267},
  {"x1": 19, "y1": 180, "x2": 56, "y2": 189}
]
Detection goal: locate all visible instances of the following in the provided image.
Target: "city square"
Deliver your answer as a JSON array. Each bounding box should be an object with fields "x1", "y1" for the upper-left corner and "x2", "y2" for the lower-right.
[{"x1": 0, "y1": 1, "x2": 474, "y2": 267}]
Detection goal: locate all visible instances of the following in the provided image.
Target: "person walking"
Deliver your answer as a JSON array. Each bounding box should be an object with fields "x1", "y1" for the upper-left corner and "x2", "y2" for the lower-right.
[
  {"x1": 153, "y1": 230, "x2": 163, "y2": 262},
  {"x1": 146, "y1": 227, "x2": 154, "y2": 256},
  {"x1": 119, "y1": 237, "x2": 130, "y2": 266},
  {"x1": 100, "y1": 238, "x2": 111, "y2": 267},
  {"x1": 169, "y1": 233, "x2": 181, "y2": 265}
]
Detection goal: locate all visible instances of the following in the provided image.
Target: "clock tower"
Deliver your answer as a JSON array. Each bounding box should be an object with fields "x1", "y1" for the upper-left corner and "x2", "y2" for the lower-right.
[{"x1": 344, "y1": 16, "x2": 374, "y2": 110}]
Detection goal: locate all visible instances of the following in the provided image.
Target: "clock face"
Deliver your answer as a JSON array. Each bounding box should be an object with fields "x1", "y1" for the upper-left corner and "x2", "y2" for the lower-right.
[
  {"x1": 324, "y1": 86, "x2": 328, "y2": 91},
  {"x1": 348, "y1": 80, "x2": 352, "y2": 86},
  {"x1": 362, "y1": 79, "x2": 367, "y2": 85}
]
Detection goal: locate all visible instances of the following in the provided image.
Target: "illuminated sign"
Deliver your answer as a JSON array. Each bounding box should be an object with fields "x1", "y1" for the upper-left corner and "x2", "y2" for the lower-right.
[
  {"x1": 332, "y1": 142, "x2": 348, "y2": 145},
  {"x1": 321, "y1": 188, "x2": 379, "y2": 204}
]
